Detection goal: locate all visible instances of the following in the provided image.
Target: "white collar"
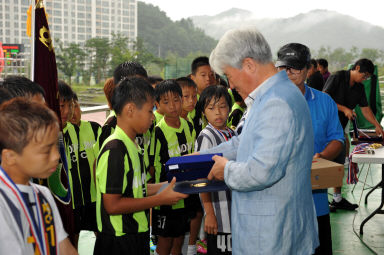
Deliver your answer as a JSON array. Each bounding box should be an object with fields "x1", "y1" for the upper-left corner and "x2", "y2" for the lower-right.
[{"x1": 244, "y1": 78, "x2": 269, "y2": 109}]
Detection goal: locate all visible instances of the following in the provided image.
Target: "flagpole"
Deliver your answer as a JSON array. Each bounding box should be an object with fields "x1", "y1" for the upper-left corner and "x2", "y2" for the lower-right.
[{"x1": 30, "y1": 0, "x2": 35, "y2": 80}]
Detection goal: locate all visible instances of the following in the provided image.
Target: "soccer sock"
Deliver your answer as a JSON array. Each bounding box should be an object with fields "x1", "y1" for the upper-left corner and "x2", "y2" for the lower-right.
[
  {"x1": 187, "y1": 244, "x2": 197, "y2": 255},
  {"x1": 153, "y1": 250, "x2": 159, "y2": 255},
  {"x1": 333, "y1": 193, "x2": 342, "y2": 203}
]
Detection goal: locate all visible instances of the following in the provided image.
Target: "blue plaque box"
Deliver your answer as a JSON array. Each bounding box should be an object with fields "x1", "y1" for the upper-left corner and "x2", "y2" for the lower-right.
[{"x1": 165, "y1": 154, "x2": 229, "y2": 194}]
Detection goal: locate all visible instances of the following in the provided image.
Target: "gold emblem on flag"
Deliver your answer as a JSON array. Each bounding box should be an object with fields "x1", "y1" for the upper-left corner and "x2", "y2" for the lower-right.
[{"x1": 39, "y1": 26, "x2": 54, "y2": 52}]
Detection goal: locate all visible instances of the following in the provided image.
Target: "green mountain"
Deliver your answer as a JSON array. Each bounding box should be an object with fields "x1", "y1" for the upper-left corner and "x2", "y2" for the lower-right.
[
  {"x1": 137, "y1": 1, "x2": 217, "y2": 58},
  {"x1": 190, "y1": 9, "x2": 384, "y2": 54}
]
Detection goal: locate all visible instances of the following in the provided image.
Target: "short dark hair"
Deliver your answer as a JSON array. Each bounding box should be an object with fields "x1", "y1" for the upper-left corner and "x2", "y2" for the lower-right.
[
  {"x1": 191, "y1": 56, "x2": 210, "y2": 75},
  {"x1": 0, "y1": 98, "x2": 59, "y2": 154},
  {"x1": 317, "y1": 58, "x2": 328, "y2": 68},
  {"x1": 155, "y1": 79, "x2": 182, "y2": 103},
  {"x1": 175, "y1": 77, "x2": 197, "y2": 89},
  {"x1": 198, "y1": 85, "x2": 232, "y2": 113},
  {"x1": 217, "y1": 74, "x2": 228, "y2": 87},
  {"x1": 352, "y1": 58, "x2": 374, "y2": 74},
  {"x1": 103, "y1": 77, "x2": 116, "y2": 109},
  {"x1": 148, "y1": 76, "x2": 163, "y2": 84},
  {"x1": 0, "y1": 88, "x2": 12, "y2": 105},
  {"x1": 113, "y1": 61, "x2": 148, "y2": 84},
  {"x1": 231, "y1": 88, "x2": 243, "y2": 103},
  {"x1": 111, "y1": 77, "x2": 154, "y2": 115},
  {"x1": 58, "y1": 80, "x2": 75, "y2": 102},
  {"x1": 1, "y1": 76, "x2": 46, "y2": 98},
  {"x1": 310, "y1": 59, "x2": 318, "y2": 69},
  {"x1": 73, "y1": 93, "x2": 78, "y2": 102}
]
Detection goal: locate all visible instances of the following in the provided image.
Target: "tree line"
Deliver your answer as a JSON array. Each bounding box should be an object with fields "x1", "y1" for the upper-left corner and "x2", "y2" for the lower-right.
[
  {"x1": 55, "y1": 33, "x2": 164, "y2": 85},
  {"x1": 312, "y1": 46, "x2": 384, "y2": 73}
]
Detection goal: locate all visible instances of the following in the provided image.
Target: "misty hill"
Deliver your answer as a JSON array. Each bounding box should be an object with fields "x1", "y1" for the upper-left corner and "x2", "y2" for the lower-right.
[
  {"x1": 190, "y1": 9, "x2": 384, "y2": 54},
  {"x1": 137, "y1": 2, "x2": 217, "y2": 58}
]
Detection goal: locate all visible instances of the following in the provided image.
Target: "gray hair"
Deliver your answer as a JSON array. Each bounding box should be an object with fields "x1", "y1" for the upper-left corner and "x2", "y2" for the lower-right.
[{"x1": 209, "y1": 27, "x2": 272, "y2": 75}]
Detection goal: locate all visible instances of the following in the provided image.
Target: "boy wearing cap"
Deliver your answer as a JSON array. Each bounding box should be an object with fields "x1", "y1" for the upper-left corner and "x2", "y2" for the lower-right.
[
  {"x1": 323, "y1": 58, "x2": 384, "y2": 211},
  {"x1": 276, "y1": 43, "x2": 344, "y2": 255}
]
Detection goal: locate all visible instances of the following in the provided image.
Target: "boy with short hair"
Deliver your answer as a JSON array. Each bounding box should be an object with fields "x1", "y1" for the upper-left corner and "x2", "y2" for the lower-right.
[
  {"x1": 70, "y1": 93, "x2": 101, "y2": 233},
  {"x1": 58, "y1": 81, "x2": 85, "y2": 245},
  {"x1": 94, "y1": 77, "x2": 187, "y2": 255},
  {"x1": 96, "y1": 62, "x2": 149, "y2": 157},
  {"x1": 1, "y1": 75, "x2": 46, "y2": 104},
  {"x1": 151, "y1": 80, "x2": 196, "y2": 255},
  {"x1": 190, "y1": 57, "x2": 216, "y2": 95},
  {"x1": 176, "y1": 77, "x2": 198, "y2": 123},
  {"x1": 176, "y1": 76, "x2": 204, "y2": 255},
  {"x1": 0, "y1": 98, "x2": 77, "y2": 255},
  {"x1": 195, "y1": 86, "x2": 236, "y2": 255},
  {"x1": 189, "y1": 57, "x2": 216, "y2": 136}
]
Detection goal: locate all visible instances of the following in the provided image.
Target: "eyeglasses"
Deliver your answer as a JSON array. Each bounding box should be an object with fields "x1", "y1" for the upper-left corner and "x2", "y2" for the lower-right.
[{"x1": 277, "y1": 66, "x2": 302, "y2": 75}]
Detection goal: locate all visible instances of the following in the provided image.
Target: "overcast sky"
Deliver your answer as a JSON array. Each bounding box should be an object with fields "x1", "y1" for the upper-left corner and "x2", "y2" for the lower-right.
[{"x1": 141, "y1": 0, "x2": 384, "y2": 28}]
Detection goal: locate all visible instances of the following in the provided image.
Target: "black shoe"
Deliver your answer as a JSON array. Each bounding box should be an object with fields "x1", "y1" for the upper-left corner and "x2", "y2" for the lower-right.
[{"x1": 330, "y1": 198, "x2": 358, "y2": 211}]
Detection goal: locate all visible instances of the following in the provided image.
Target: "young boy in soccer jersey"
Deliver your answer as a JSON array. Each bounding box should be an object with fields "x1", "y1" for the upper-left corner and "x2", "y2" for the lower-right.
[
  {"x1": 70, "y1": 93, "x2": 101, "y2": 233},
  {"x1": 175, "y1": 76, "x2": 205, "y2": 255},
  {"x1": 94, "y1": 77, "x2": 187, "y2": 255},
  {"x1": 150, "y1": 80, "x2": 196, "y2": 255},
  {"x1": 196, "y1": 86, "x2": 235, "y2": 255},
  {"x1": 227, "y1": 89, "x2": 246, "y2": 129},
  {"x1": 58, "y1": 81, "x2": 86, "y2": 246},
  {"x1": 0, "y1": 98, "x2": 77, "y2": 255}
]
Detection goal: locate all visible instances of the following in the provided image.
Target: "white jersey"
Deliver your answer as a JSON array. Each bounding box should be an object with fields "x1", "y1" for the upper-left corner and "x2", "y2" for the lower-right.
[
  {"x1": 0, "y1": 182, "x2": 67, "y2": 255},
  {"x1": 195, "y1": 124, "x2": 236, "y2": 233}
]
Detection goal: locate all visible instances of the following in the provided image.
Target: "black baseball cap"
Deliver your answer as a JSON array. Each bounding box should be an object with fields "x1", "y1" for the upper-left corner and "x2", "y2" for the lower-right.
[{"x1": 276, "y1": 43, "x2": 311, "y2": 70}]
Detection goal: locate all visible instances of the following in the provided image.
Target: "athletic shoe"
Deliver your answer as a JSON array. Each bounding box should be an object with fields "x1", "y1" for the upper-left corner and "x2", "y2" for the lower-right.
[
  {"x1": 330, "y1": 198, "x2": 358, "y2": 210},
  {"x1": 150, "y1": 239, "x2": 156, "y2": 251},
  {"x1": 197, "y1": 239, "x2": 207, "y2": 254}
]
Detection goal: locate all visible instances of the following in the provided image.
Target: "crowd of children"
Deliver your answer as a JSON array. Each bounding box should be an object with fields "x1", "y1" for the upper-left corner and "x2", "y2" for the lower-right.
[{"x1": 0, "y1": 56, "x2": 246, "y2": 255}]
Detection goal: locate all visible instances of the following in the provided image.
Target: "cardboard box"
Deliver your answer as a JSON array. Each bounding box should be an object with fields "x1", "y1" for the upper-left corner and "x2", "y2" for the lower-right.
[{"x1": 311, "y1": 158, "x2": 344, "y2": 190}]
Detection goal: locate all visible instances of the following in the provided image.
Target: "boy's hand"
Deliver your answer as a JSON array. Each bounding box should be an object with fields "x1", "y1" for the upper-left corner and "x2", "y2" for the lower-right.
[
  {"x1": 204, "y1": 213, "x2": 218, "y2": 235},
  {"x1": 159, "y1": 177, "x2": 188, "y2": 205}
]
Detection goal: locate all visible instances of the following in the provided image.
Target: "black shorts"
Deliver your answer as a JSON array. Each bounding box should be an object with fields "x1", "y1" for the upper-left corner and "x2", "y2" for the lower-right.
[
  {"x1": 185, "y1": 194, "x2": 203, "y2": 219},
  {"x1": 207, "y1": 232, "x2": 232, "y2": 255},
  {"x1": 152, "y1": 208, "x2": 190, "y2": 237},
  {"x1": 94, "y1": 232, "x2": 149, "y2": 255},
  {"x1": 73, "y1": 202, "x2": 97, "y2": 233}
]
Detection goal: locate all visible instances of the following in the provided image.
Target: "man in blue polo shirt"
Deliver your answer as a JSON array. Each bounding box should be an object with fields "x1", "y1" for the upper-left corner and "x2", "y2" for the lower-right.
[{"x1": 276, "y1": 43, "x2": 344, "y2": 255}]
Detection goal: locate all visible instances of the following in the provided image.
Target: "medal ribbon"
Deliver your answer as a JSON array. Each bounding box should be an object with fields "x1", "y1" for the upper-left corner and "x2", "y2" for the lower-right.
[
  {"x1": 0, "y1": 166, "x2": 48, "y2": 255},
  {"x1": 209, "y1": 123, "x2": 233, "y2": 141}
]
